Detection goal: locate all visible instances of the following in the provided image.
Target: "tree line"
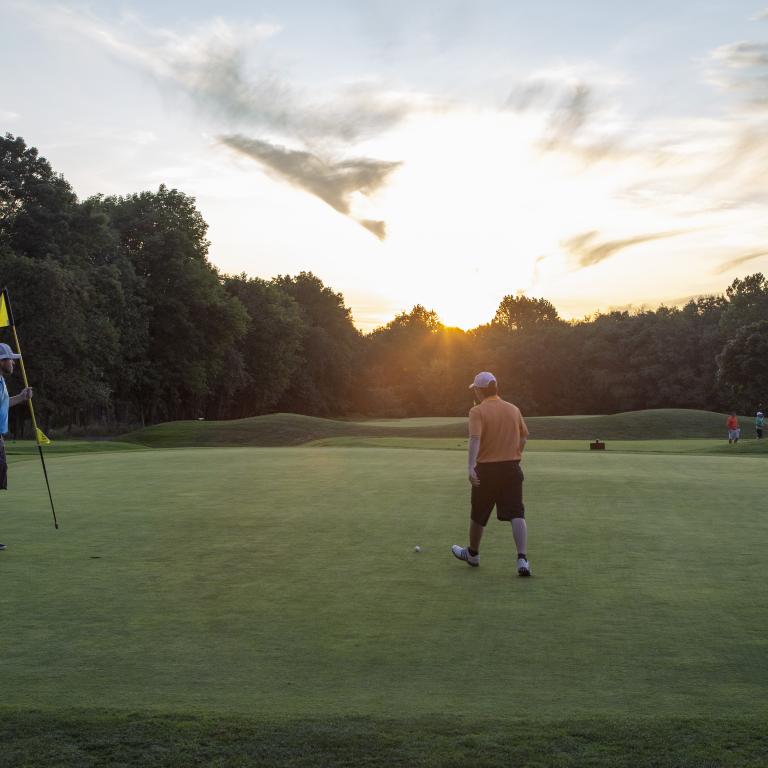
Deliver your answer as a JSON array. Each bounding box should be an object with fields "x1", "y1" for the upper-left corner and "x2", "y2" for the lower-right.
[{"x1": 1, "y1": 133, "x2": 766, "y2": 434}]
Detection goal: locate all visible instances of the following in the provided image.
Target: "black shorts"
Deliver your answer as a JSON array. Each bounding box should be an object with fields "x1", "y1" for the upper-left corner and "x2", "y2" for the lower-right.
[
  {"x1": 471, "y1": 460, "x2": 524, "y2": 526},
  {"x1": 0, "y1": 440, "x2": 6, "y2": 490}
]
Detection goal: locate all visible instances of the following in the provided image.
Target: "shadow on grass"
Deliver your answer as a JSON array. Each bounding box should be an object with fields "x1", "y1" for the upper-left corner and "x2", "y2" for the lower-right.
[{"x1": 2, "y1": 711, "x2": 767, "y2": 767}]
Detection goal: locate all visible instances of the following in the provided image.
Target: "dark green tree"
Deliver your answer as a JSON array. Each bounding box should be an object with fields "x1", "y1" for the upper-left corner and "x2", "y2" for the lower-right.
[
  {"x1": 0, "y1": 133, "x2": 78, "y2": 260},
  {"x1": 717, "y1": 320, "x2": 768, "y2": 411},
  {"x1": 222, "y1": 274, "x2": 305, "y2": 416},
  {"x1": 100, "y1": 186, "x2": 247, "y2": 422},
  {"x1": 0, "y1": 135, "x2": 145, "y2": 430},
  {"x1": 0, "y1": 248, "x2": 116, "y2": 432},
  {"x1": 272, "y1": 272, "x2": 361, "y2": 416},
  {"x1": 361, "y1": 306, "x2": 474, "y2": 416},
  {"x1": 492, "y1": 295, "x2": 561, "y2": 331},
  {"x1": 720, "y1": 274, "x2": 768, "y2": 338}
]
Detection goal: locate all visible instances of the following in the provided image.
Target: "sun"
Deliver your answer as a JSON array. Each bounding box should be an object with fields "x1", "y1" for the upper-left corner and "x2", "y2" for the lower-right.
[{"x1": 347, "y1": 109, "x2": 585, "y2": 328}]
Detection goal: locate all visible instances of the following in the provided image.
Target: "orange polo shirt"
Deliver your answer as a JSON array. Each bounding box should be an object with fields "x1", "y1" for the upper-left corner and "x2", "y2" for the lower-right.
[{"x1": 468, "y1": 396, "x2": 529, "y2": 462}]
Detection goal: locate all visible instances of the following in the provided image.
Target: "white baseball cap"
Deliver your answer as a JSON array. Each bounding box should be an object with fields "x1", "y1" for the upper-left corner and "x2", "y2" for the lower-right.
[
  {"x1": 0, "y1": 343, "x2": 20, "y2": 360},
  {"x1": 469, "y1": 371, "x2": 496, "y2": 389}
]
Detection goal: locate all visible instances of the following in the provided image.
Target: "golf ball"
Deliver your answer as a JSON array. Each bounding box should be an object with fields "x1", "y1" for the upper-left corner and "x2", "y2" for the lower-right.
[{"x1": 414, "y1": 545, "x2": 421, "y2": 553}]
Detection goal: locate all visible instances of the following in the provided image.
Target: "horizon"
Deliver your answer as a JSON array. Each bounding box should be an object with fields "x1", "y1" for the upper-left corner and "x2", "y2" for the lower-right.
[{"x1": 3, "y1": 1, "x2": 768, "y2": 330}]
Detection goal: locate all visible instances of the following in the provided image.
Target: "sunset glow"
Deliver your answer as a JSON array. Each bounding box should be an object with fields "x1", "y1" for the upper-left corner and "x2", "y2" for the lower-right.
[{"x1": 4, "y1": 1, "x2": 768, "y2": 330}]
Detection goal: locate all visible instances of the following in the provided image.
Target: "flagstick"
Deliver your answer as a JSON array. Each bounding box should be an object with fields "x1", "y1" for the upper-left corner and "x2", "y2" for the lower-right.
[{"x1": 10, "y1": 326, "x2": 58, "y2": 529}]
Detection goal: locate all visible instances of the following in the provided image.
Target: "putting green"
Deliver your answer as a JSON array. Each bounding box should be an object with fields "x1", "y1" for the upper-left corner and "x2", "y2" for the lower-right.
[{"x1": 2, "y1": 445, "x2": 767, "y2": 721}]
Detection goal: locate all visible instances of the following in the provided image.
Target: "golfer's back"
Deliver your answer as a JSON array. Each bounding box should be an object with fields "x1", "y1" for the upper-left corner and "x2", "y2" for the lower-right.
[{"x1": 469, "y1": 396, "x2": 528, "y2": 463}]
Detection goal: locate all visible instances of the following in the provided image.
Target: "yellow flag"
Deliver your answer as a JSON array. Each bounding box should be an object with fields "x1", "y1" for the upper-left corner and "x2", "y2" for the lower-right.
[
  {"x1": 0, "y1": 292, "x2": 10, "y2": 329},
  {"x1": 35, "y1": 428, "x2": 51, "y2": 446}
]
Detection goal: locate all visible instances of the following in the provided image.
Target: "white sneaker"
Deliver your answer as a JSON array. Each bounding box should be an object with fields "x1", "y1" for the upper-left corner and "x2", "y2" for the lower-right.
[
  {"x1": 517, "y1": 557, "x2": 531, "y2": 577},
  {"x1": 451, "y1": 545, "x2": 479, "y2": 567}
]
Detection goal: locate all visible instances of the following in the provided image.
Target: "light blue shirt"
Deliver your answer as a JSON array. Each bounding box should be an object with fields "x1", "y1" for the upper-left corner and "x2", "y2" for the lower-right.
[{"x1": 0, "y1": 376, "x2": 8, "y2": 435}]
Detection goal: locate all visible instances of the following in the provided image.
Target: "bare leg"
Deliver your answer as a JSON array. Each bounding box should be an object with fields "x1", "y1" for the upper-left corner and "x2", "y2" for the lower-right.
[
  {"x1": 469, "y1": 520, "x2": 485, "y2": 552},
  {"x1": 512, "y1": 518, "x2": 528, "y2": 555}
]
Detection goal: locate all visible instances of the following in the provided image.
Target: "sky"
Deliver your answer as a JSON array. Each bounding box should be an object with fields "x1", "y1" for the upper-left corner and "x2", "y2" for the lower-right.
[{"x1": 3, "y1": 1, "x2": 768, "y2": 330}]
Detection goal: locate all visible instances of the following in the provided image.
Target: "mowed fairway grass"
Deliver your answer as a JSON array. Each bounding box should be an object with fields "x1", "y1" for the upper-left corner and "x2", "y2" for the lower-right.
[{"x1": 2, "y1": 413, "x2": 768, "y2": 765}]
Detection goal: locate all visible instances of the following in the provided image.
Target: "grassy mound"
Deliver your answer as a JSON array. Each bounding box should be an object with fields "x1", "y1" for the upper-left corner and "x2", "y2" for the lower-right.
[
  {"x1": 120, "y1": 413, "x2": 482, "y2": 447},
  {"x1": 529, "y1": 408, "x2": 756, "y2": 440},
  {"x1": 120, "y1": 409, "x2": 754, "y2": 447}
]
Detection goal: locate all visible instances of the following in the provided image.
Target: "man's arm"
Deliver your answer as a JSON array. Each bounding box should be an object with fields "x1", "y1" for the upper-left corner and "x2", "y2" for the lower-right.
[
  {"x1": 520, "y1": 414, "x2": 529, "y2": 453},
  {"x1": 9, "y1": 387, "x2": 32, "y2": 407},
  {"x1": 468, "y1": 409, "x2": 482, "y2": 486},
  {"x1": 468, "y1": 436, "x2": 480, "y2": 486}
]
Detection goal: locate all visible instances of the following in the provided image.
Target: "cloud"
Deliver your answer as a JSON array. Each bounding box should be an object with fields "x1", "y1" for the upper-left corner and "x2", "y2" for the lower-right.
[
  {"x1": 563, "y1": 229, "x2": 689, "y2": 268},
  {"x1": 21, "y1": 3, "x2": 408, "y2": 237},
  {"x1": 359, "y1": 219, "x2": 388, "y2": 239},
  {"x1": 19, "y1": 2, "x2": 768, "y2": 257},
  {"x1": 506, "y1": 78, "x2": 595, "y2": 142},
  {"x1": 545, "y1": 83, "x2": 592, "y2": 142},
  {"x1": 707, "y1": 40, "x2": 768, "y2": 106},
  {"x1": 156, "y1": 35, "x2": 415, "y2": 144},
  {"x1": 220, "y1": 135, "x2": 400, "y2": 238},
  {"x1": 30, "y1": 5, "x2": 416, "y2": 144},
  {"x1": 505, "y1": 75, "x2": 640, "y2": 166},
  {"x1": 713, "y1": 41, "x2": 768, "y2": 67},
  {"x1": 507, "y1": 38, "x2": 768, "y2": 230},
  {"x1": 0, "y1": 110, "x2": 21, "y2": 121},
  {"x1": 714, "y1": 250, "x2": 768, "y2": 274}
]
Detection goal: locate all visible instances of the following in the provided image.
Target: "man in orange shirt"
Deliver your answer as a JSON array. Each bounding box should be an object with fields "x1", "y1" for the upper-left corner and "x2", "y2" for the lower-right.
[
  {"x1": 452, "y1": 371, "x2": 531, "y2": 576},
  {"x1": 726, "y1": 412, "x2": 740, "y2": 444}
]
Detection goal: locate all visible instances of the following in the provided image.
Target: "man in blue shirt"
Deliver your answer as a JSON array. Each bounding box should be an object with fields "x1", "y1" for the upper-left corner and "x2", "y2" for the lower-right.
[{"x1": 0, "y1": 342, "x2": 33, "y2": 551}]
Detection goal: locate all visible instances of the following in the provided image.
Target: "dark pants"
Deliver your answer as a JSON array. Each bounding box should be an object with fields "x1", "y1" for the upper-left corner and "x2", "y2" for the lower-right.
[{"x1": 470, "y1": 460, "x2": 525, "y2": 526}]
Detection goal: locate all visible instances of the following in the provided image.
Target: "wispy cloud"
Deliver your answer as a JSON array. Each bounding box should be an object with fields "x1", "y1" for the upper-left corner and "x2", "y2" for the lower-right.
[
  {"x1": 707, "y1": 39, "x2": 768, "y2": 105},
  {"x1": 563, "y1": 229, "x2": 689, "y2": 268},
  {"x1": 220, "y1": 135, "x2": 399, "y2": 239},
  {"x1": 502, "y1": 32, "x2": 768, "y2": 255},
  {"x1": 21, "y1": 3, "x2": 410, "y2": 237},
  {"x1": 0, "y1": 110, "x2": 21, "y2": 121},
  {"x1": 504, "y1": 68, "x2": 636, "y2": 165},
  {"x1": 542, "y1": 83, "x2": 592, "y2": 147},
  {"x1": 714, "y1": 250, "x2": 768, "y2": 274},
  {"x1": 14, "y1": 1, "x2": 768, "y2": 267}
]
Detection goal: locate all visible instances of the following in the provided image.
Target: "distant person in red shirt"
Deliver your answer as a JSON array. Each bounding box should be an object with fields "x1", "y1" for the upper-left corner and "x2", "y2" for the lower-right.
[{"x1": 726, "y1": 413, "x2": 740, "y2": 444}]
